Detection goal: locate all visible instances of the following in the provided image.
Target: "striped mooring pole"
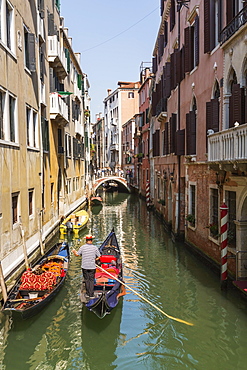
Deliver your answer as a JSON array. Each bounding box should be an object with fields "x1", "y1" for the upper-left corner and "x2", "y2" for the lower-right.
[
  {"x1": 220, "y1": 202, "x2": 228, "y2": 289},
  {"x1": 146, "y1": 180, "x2": 150, "y2": 208}
]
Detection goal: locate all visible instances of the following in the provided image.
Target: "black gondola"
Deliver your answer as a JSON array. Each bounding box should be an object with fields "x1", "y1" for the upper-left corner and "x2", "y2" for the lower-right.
[
  {"x1": 2, "y1": 242, "x2": 69, "y2": 319},
  {"x1": 82, "y1": 229, "x2": 125, "y2": 318}
]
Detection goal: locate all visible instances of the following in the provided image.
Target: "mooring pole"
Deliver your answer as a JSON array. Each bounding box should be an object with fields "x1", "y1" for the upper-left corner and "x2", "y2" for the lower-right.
[
  {"x1": 220, "y1": 202, "x2": 228, "y2": 289},
  {"x1": 146, "y1": 180, "x2": 150, "y2": 208}
]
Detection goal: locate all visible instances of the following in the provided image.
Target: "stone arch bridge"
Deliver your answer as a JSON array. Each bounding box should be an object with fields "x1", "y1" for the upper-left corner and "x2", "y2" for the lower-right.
[{"x1": 93, "y1": 176, "x2": 130, "y2": 193}]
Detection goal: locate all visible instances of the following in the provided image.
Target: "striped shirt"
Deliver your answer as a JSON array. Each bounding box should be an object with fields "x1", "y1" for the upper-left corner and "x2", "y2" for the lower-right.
[{"x1": 77, "y1": 243, "x2": 100, "y2": 269}]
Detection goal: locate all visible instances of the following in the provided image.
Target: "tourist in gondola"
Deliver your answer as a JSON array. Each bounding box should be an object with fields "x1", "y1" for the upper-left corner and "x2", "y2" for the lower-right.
[{"x1": 72, "y1": 235, "x2": 101, "y2": 299}]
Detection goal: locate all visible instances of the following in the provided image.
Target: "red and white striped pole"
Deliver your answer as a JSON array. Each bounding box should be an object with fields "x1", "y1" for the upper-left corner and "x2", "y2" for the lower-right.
[
  {"x1": 220, "y1": 203, "x2": 228, "y2": 289},
  {"x1": 146, "y1": 180, "x2": 150, "y2": 208}
]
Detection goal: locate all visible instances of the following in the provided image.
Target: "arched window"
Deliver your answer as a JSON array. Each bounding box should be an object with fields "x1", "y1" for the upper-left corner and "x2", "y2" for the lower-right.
[
  {"x1": 229, "y1": 70, "x2": 245, "y2": 127},
  {"x1": 206, "y1": 80, "x2": 220, "y2": 136}
]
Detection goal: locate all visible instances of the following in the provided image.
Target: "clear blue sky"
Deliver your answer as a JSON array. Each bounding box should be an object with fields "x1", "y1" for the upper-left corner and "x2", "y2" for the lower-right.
[{"x1": 61, "y1": 0, "x2": 160, "y2": 121}]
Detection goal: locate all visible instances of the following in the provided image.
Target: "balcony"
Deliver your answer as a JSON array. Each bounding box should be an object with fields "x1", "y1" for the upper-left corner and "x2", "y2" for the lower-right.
[
  {"x1": 110, "y1": 143, "x2": 119, "y2": 151},
  {"x1": 208, "y1": 123, "x2": 247, "y2": 172},
  {"x1": 220, "y1": 6, "x2": 247, "y2": 45},
  {"x1": 156, "y1": 98, "x2": 167, "y2": 122},
  {"x1": 50, "y1": 93, "x2": 69, "y2": 127},
  {"x1": 48, "y1": 36, "x2": 67, "y2": 79}
]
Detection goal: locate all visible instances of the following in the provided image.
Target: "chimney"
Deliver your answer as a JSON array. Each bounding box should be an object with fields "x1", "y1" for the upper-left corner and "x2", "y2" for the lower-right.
[{"x1": 107, "y1": 89, "x2": 112, "y2": 96}]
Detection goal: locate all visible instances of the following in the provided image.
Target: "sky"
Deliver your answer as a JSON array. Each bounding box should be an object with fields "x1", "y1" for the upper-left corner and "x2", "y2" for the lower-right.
[{"x1": 61, "y1": 0, "x2": 160, "y2": 122}]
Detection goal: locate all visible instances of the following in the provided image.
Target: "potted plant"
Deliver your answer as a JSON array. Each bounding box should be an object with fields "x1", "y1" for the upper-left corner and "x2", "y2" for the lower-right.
[{"x1": 186, "y1": 214, "x2": 195, "y2": 226}]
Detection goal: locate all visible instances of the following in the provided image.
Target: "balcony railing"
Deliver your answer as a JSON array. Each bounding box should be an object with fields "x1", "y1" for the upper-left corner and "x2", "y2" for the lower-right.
[
  {"x1": 208, "y1": 123, "x2": 247, "y2": 162},
  {"x1": 48, "y1": 36, "x2": 67, "y2": 79},
  {"x1": 220, "y1": 6, "x2": 247, "y2": 44},
  {"x1": 50, "y1": 93, "x2": 69, "y2": 126}
]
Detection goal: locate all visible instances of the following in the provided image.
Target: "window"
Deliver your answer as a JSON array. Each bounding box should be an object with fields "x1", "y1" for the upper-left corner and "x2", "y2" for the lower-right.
[
  {"x1": 0, "y1": 90, "x2": 5, "y2": 140},
  {"x1": 26, "y1": 107, "x2": 38, "y2": 148},
  {"x1": 0, "y1": 0, "x2": 15, "y2": 53},
  {"x1": 9, "y1": 94, "x2": 16, "y2": 142},
  {"x1": 188, "y1": 184, "x2": 196, "y2": 227},
  {"x1": 128, "y1": 92, "x2": 134, "y2": 99},
  {"x1": 12, "y1": 192, "x2": 19, "y2": 224},
  {"x1": 225, "y1": 191, "x2": 236, "y2": 248},
  {"x1": 24, "y1": 26, "x2": 36, "y2": 72},
  {"x1": 41, "y1": 116, "x2": 49, "y2": 151},
  {"x1": 204, "y1": 0, "x2": 222, "y2": 53},
  {"x1": 209, "y1": 188, "x2": 219, "y2": 238},
  {"x1": 67, "y1": 178, "x2": 71, "y2": 194},
  {"x1": 186, "y1": 98, "x2": 197, "y2": 155},
  {"x1": 28, "y1": 189, "x2": 34, "y2": 216},
  {"x1": 185, "y1": 15, "x2": 199, "y2": 73},
  {"x1": 51, "y1": 183, "x2": 54, "y2": 203}
]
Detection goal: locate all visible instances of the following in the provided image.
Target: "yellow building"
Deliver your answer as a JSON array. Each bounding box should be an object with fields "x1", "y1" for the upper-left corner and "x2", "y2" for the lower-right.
[{"x1": 0, "y1": 0, "x2": 88, "y2": 280}]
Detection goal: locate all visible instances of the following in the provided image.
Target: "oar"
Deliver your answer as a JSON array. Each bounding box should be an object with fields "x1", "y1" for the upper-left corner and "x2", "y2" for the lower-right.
[{"x1": 96, "y1": 264, "x2": 194, "y2": 327}]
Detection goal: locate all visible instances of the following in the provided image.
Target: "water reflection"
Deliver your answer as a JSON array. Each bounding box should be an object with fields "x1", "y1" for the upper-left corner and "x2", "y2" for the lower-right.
[{"x1": 1, "y1": 193, "x2": 247, "y2": 369}]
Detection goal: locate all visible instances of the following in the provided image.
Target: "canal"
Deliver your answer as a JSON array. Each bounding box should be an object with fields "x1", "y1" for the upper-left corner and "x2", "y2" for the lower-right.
[{"x1": 1, "y1": 193, "x2": 247, "y2": 369}]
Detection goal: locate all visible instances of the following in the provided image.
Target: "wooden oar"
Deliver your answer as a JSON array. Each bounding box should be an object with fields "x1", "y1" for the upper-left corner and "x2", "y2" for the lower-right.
[
  {"x1": 96, "y1": 264, "x2": 194, "y2": 327},
  {"x1": 10, "y1": 296, "x2": 42, "y2": 303}
]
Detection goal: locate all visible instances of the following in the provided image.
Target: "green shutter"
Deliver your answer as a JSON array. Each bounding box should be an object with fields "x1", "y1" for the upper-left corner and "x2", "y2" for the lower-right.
[{"x1": 77, "y1": 74, "x2": 82, "y2": 90}]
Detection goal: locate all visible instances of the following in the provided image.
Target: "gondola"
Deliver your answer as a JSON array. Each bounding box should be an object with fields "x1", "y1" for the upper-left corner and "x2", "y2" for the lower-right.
[
  {"x1": 82, "y1": 229, "x2": 125, "y2": 318},
  {"x1": 60, "y1": 209, "x2": 89, "y2": 235},
  {"x1": 90, "y1": 195, "x2": 103, "y2": 206},
  {"x1": 2, "y1": 242, "x2": 70, "y2": 319}
]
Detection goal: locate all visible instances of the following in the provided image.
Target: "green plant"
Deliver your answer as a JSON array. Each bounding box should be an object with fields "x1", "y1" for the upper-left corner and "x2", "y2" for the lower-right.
[
  {"x1": 186, "y1": 214, "x2": 195, "y2": 225},
  {"x1": 206, "y1": 223, "x2": 220, "y2": 238},
  {"x1": 158, "y1": 199, "x2": 165, "y2": 206}
]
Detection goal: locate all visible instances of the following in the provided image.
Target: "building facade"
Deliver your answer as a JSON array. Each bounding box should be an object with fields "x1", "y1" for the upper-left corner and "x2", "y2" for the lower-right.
[
  {"x1": 148, "y1": 0, "x2": 247, "y2": 279},
  {"x1": 103, "y1": 81, "x2": 140, "y2": 173},
  {"x1": 0, "y1": 0, "x2": 89, "y2": 279}
]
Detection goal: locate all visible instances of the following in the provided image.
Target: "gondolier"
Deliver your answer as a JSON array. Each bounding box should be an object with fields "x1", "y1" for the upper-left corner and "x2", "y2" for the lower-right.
[{"x1": 72, "y1": 235, "x2": 100, "y2": 299}]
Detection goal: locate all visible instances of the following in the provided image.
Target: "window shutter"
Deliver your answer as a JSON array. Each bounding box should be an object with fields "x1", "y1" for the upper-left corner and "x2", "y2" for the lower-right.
[
  {"x1": 226, "y1": 0, "x2": 234, "y2": 24},
  {"x1": 184, "y1": 27, "x2": 191, "y2": 73},
  {"x1": 175, "y1": 50, "x2": 181, "y2": 84},
  {"x1": 206, "y1": 100, "x2": 212, "y2": 132},
  {"x1": 28, "y1": 33, "x2": 36, "y2": 72},
  {"x1": 211, "y1": 98, "x2": 219, "y2": 132},
  {"x1": 72, "y1": 100, "x2": 76, "y2": 120},
  {"x1": 48, "y1": 13, "x2": 55, "y2": 36},
  {"x1": 170, "y1": 52, "x2": 175, "y2": 90},
  {"x1": 164, "y1": 20, "x2": 168, "y2": 47},
  {"x1": 195, "y1": 15, "x2": 199, "y2": 66},
  {"x1": 175, "y1": 129, "x2": 185, "y2": 155},
  {"x1": 160, "y1": 0, "x2": 164, "y2": 16},
  {"x1": 186, "y1": 113, "x2": 190, "y2": 155},
  {"x1": 164, "y1": 122, "x2": 169, "y2": 155},
  {"x1": 204, "y1": 0, "x2": 211, "y2": 53},
  {"x1": 165, "y1": 62, "x2": 171, "y2": 98},
  {"x1": 180, "y1": 46, "x2": 185, "y2": 81},
  {"x1": 229, "y1": 94, "x2": 234, "y2": 128},
  {"x1": 232, "y1": 84, "x2": 245, "y2": 124},
  {"x1": 49, "y1": 68, "x2": 55, "y2": 92},
  {"x1": 152, "y1": 56, "x2": 157, "y2": 74},
  {"x1": 170, "y1": 0, "x2": 175, "y2": 31},
  {"x1": 170, "y1": 113, "x2": 177, "y2": 153},
  {"x1": 190, "y1": 111, "x2": 196, "y2": 155}
]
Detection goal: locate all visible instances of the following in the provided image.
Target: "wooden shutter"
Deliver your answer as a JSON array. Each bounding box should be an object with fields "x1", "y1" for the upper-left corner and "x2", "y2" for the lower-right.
[
  {"x1": 180, "y1": 46, "x2": 185, "y2": 81},
  {"x1": 204, "y1": 0, "x2": 211, "y2": 53},
  {"x1": 232, "y1": 84, "x2": 245, "y2": 124},
  {"x1": 160, "y1": 0, "x2": 164, "y2": 16},
  {"x1": 152, "y1": 56, "x2": 157, "y2": 74},
  {"x1": 165, "y1": 62, "x2": 171, "y2": 98},
  {"x1": 195, "y1": 15, "x2": 199, "y2": 66},
  {"x1": 170, "y1": 113, "x2": 177, "y2": 153},
  {"x1": 190, "y1": 111, "x2": 196, "y2": 155},
  {"x1": 48, "y1": 13, "x2": 55, "y2": 36},
  {"x1": 211, "y1": 98, "x2": 219, "y2": 132},
  {"x1": 164, "y1": 20, "x2": 168, "y2": 47},
  {"x1": 171, "y1": 52, "x2": 175, "y2": 90},
  {"x1": 184, "y1": 27, "x2": 191, "y2": 73},
  {"x1": 170, "y1": 0, "x2": 175, "y2": 31},
  {"x1": 226, "y1": 0, "x2": 234, "y2": 24},
  {"x1": 175, "y1": 129, "x2": 185, "y2": 155},
  {"x1": 186, "y1": 113, "x2": 190, "y2": 155},
  {"x1": 28, "y1": 33, "x2": 36, "y2": 72},
  {"x1": 164, "y1": 122, "x2": 169, "y2": 155}
]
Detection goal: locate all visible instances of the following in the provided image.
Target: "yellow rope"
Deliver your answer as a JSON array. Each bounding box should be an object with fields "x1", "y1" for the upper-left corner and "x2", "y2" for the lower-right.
[{"x1": 96, "y1": 264, "x2": 194, "y2": 326}]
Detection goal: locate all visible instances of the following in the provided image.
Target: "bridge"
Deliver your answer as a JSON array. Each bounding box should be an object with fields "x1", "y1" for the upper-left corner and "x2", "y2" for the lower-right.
[{"x1": 93, "y1": 176, "x2": 130, "y2": 193}]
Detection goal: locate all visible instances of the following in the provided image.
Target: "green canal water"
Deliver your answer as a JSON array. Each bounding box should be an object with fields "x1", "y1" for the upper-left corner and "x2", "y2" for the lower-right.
[{"x1": 1, "y1": 193, "x2": 247, "y2": 369}]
